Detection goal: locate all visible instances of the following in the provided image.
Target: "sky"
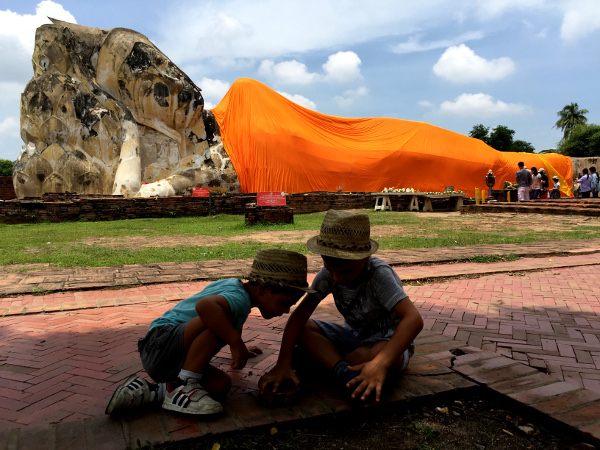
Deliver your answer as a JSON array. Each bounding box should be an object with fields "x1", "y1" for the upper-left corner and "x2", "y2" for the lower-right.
[{"x1": 1, "y1": 0, "x2": 599, "y2": 162}]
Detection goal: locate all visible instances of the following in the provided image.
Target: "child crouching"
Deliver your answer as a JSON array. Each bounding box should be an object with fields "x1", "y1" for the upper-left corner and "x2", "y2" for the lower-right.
[{"x1": 106, "y1": 249, "x2": 313, "y2": 416}]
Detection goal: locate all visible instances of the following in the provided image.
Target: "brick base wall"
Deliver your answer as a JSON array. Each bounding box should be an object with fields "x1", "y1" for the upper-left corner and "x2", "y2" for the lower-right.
[
  {"x1": 0, "y1": 177, "x2": 16, "y2": 200},
  {"x1": 245, "y1": 206, "x2": 294, "y2": 225},
  {"x1": 0, "y1": 192, "x2": 376, "y2": 224}
]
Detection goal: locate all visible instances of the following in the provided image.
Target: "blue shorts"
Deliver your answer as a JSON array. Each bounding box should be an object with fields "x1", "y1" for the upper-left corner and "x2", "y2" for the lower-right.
[{"x1": 313, "y1": 320, "x2": 414, "y2": 372}]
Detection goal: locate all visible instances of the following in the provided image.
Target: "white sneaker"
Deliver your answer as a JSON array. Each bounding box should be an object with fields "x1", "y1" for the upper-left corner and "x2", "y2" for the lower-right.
[
  {"x1": 105, "y1": 374, "x2": 153, "y2": 416},
  {"x1": 162, "y1": 379, "x2": 223, "y2": 415}
]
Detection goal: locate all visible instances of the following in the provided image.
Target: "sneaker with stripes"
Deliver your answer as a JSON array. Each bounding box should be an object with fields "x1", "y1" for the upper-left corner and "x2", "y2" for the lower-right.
[
  {"x1": 105, "y1": 374, "x2": 153, "y2": 416},
  {"x1": 162, "y1": 378, "x2": 223, "y2": 415}
]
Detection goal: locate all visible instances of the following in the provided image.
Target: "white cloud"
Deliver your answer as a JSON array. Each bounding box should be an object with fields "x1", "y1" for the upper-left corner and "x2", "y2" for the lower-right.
[
  {"x1": 0, "y1": 1, "x2": 75, "y2": 52},
  {"x1": 418, "y1": 100, "x2": 435, "y2": 108},
  {"x1": 391, "y1": 31, "x2": 484, "y2": 54},
  {"x1": 433, "y1": 44, "x2": 515, "y2": 83},
  {"x1": 197, "y1": 77, "x2": 231, "y2": 107},
  {"x1": 259, "y1": 59, "x2": 320, "y2": 85},
  {"x1": 322, "y1": 51, "x2": 362, "y2": 82},
  {"x1": 473, "y1": 0, "x2": 546, "y2": 21},
  {"x1": 439, "y1": 93, "x2": 531, "y2": 117},
  {"x1": 277, "y1": 91, "x2": 317, "y2": 111},
  {"x1": 157, "y1": 1, "x2": 442, "y2": 63},
  {"x1": 560, "y1": 0, "x2": 600, "y2": 41},
  {"x1": 333, "y1": 86, "x2": 368, "y2": 108},
  {"x1": 0, "y1": 116, "x2": 19, "y2": 139},
  {"x1": 0, "y1": 2, "x2": 75, "y2": 84},
  {"x1": 259, "y1": 51, "x2": 362, "y2": 86}
]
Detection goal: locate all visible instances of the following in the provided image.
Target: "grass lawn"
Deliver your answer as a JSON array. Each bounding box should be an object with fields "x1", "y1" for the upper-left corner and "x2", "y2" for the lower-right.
[{"x1": 1, "y1": 210, "x2": 599, "y2": 268}]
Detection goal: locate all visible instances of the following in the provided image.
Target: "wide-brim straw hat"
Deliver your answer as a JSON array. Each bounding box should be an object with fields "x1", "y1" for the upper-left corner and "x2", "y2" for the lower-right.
[
  {"x1": 247, "y1": 249, "x2": 315, "y2": 293},
  {"x1": 306, "y1": 210, "x2": 379, "y2": 260}
]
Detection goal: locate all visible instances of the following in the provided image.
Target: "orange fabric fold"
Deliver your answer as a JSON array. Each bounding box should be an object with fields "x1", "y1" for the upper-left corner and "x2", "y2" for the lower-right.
[{"x1": 211, "y1": 78, "x2": 573, "y2": 196}]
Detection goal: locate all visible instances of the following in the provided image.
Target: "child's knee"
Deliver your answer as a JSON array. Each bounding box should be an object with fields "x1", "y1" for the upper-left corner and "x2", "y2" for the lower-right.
[
  {"x1": 202, "y1": 366, "x2": 232, "y2": 399},
  {"x1": 300, "y1": 320, "x2": 323, "y2": 345}
]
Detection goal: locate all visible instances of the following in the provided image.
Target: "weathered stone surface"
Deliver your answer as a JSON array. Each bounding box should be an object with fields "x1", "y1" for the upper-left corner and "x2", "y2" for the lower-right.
[{"x1": 14, "y1": 19, "x2": 239, "y2": 198}]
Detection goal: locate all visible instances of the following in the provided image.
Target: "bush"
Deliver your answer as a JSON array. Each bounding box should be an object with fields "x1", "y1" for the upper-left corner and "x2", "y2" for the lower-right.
[{"x1": 0, "y1": 159, "x2": 14, "y2": 176}]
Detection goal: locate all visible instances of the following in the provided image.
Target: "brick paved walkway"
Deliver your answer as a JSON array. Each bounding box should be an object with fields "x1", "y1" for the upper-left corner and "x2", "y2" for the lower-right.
[{"x1": 1, "y1": 246, "x2": 600, "y2": 448}]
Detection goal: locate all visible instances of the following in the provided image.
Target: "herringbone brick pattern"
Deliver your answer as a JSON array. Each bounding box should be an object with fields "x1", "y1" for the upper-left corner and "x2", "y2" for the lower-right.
[
  {"x1": 1, "y1": 260, "x2": 599, "y2": 435},
  {"x1": 0, "y1": 295, "x2": 343, "y2": 429},
  {"x1": 408, "y1": 265, "x2": 600, "y2": 394}
]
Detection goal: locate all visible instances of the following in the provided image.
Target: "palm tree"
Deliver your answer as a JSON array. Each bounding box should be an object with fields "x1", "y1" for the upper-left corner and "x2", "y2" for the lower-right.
[{"x1": 555, "y1": 103, "x2": 589, "y2": 139}]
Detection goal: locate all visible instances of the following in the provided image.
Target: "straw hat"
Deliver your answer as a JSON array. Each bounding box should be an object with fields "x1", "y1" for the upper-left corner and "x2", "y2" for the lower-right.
[
  {"x1": 248, "y1": 249, "x2": 315, "y2": 293},
  {"x1": 306, "y1": 210, "x2": 379, "y2": 260}
]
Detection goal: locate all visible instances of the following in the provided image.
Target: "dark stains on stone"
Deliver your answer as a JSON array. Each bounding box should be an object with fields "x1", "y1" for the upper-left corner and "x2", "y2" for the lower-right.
[
  {"x1": 125, "y1": 42, "x2": 152, "y2": 74},
  {"x1": 208, "y1": 179, "x2": 221, "y2": 187},
  {"x1": 28, "y1": 92, "x2": 52, "y2": 114},
  {"x1": 202, "y1": 110, "x2": 220, "y2": 145},
  {"x1": 73, "y1": 150, "x2": 87, "y2": 160},
  {"x1": 72, "y1": 93, "x2": 105, "y2": 139},
  {"x1": 153, "y1": 82, "x2": 169, "y2": 107},
  {"x1": 204, "y1": 158, "x2": 216, "y2": 170}
]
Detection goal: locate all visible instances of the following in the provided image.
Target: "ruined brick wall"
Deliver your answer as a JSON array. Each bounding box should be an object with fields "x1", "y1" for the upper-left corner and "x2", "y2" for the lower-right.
[
  {"x1": 245, "y1": 206, "x2": 294, "y2": 225},
  {"x1": 0, "y1": 177, "x2": 16, "y2": 200},
  {"x1": 0, "y1": 192, "x2": 375, "y2": 224}
]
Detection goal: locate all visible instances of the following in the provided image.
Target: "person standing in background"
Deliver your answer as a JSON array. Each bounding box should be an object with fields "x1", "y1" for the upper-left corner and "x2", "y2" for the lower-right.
[
  {"x1": 539, "y1": 168, "x2": 549, "y2": 199},
  {"x1": 578, "y1": 168, "x2": 592, "y2": 198},
  {"x1": 530, "y1": 167, "x2": 542, "y2": 199},
  {"x1": 516, "y1": 162, "x2": 532, "y2": 202},
  {"x1": 590, "y1": 167, "x2": 599, "y2": 198}
]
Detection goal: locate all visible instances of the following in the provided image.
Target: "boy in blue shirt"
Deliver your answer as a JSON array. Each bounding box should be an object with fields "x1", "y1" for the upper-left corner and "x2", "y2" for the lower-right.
[
  {"x1": 106, "y1": 249, "x2": 313, "y2": 416},
  {"x1": 259, "y1": 210, "x2": 423, "y2": 403}
]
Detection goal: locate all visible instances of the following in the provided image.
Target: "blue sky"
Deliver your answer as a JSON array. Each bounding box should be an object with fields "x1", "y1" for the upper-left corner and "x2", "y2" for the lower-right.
[{"x1": 1, "y1": 0, "x2": 599, "y2": 161}]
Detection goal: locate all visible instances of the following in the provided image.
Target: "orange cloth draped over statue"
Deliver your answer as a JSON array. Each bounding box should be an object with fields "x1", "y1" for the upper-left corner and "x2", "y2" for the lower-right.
[{"x1": 212, "y1": 78, "x2": 572, "y2": 197}]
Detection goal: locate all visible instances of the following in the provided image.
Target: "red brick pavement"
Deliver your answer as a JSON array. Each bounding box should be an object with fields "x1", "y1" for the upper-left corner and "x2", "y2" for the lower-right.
[{"x1": 1, "y1": 259, "x2": 600, "y2": 448}]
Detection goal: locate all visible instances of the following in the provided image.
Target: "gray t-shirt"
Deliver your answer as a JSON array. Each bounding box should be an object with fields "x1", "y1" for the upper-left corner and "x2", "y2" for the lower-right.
[
  {"x1": 516, "y1": 168, "x2": 532, "y2": 187},
  {"x1": 308, "y1": 257, "x2": 408, "y2": 340}
]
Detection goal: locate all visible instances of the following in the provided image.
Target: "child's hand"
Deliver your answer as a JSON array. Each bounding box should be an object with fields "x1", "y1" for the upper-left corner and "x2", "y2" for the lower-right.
[
  {"x1": 258, "y1": 363, "x2": 300, "y2": 394},
  {"x1": 230, "y1": 343, "x2": 251, "y2": 370},
  {"x1": 248, "y1": 345, "x2": 263, "y2": 358},
  {"x1": 347, "y1": 360, "x2": 388, "y2": 402}
]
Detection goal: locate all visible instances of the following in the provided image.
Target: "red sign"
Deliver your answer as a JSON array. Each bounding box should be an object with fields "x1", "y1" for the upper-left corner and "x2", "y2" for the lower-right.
[
  {"x1": 192, "y1": 187, "x2": 210, "y2": 197},
  {"x1": 257, "y1": 191, "x2": 286, "y2": 206}
]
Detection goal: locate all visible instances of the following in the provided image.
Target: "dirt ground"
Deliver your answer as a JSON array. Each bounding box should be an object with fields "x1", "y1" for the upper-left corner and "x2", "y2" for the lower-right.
[
  {"x1": 155, "y1": 390, "x2": 595, "y2": 450},
  {"x1": 78, "y1": 212, "x2": 600, "y2": 250}
]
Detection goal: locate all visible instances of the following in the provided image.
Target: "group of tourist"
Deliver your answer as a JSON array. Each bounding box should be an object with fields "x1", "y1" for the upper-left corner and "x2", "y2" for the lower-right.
[
  {"x1": 577, "y1": 167, "x2": 600, "y2": 198},
  {"x1": 515, "y1": 162, "x2": 561, "y2": 202}
]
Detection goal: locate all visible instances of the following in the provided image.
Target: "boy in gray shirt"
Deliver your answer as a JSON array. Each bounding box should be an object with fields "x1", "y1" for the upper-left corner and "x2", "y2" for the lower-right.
[{"x1": 259, "y1": 210, "x2": 423, "y2": 403}]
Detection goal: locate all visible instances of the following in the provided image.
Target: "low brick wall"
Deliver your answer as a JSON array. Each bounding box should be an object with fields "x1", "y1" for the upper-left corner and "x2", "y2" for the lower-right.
[
  {"x1": 0, "y1": 176, "x2": 16, "y2": 200},
  {"x1": 0, "y1": 192, "x2": 375, "y2": 224},
  {"x1": 245, "y1": 205, "x2": 294, "y2": 225}
]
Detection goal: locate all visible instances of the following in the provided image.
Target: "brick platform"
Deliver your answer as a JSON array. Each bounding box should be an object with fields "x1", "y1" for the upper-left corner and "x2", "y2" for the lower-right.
[
  {"x1": 1, "y1": 246, "x2": 600, "y2": 448},
  {"x1": 462, "y1": 198, "x2": 600, "y2": 216}
]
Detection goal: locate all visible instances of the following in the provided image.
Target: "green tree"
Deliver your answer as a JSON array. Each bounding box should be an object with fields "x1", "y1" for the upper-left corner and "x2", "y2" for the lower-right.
[
  {"x1": 469, "y1": 124, "x2": 490, "y2": 143},
  {"x1": 468, "y1": 124, "x2": 535, "y2": 152},
  {"x1": 510, "y1": 140, "x2": 535, "y2": 153},
  {"x1": 557, "y1": 123, "x2": 600, "y2": 157},
  {"x1": 555, "y1": 102, "x2": 589, "y2": 139},
  {"x1": 487, "y1": 125, "x2": 515, "y2": 152},
  {"x1": 0, "y1": 159, "x2": 14, "y2": 176}
]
